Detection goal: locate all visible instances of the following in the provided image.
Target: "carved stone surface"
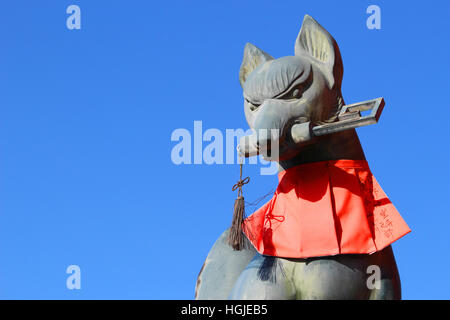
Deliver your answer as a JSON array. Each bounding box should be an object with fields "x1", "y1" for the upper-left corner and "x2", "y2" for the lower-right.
[
  {"x1": 195, "y1": 229, "x2": 256, "y2": 300},
  {"x1": 195, "y1": 15, "x2": 401, "y2": 300}
]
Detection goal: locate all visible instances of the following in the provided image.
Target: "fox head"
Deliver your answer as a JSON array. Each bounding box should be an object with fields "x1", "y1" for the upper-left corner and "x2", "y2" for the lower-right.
[{"x1": 238, "y1": 15, "x2": 347, "y2": 161}]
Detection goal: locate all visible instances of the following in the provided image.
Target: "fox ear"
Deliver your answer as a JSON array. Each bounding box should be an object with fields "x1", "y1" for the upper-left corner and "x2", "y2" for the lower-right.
[
  {"x1": 295, "y1": 15, "x2": 343, "y2": 89},
  {"x1": 239, "y1": 43, "x2": 274, "y2": 87}
]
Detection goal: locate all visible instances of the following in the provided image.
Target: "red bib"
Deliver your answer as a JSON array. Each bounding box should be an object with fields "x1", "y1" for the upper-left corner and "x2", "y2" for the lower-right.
[{"x1": 243, "y1": 160, "x2": 410, "y2": 258}]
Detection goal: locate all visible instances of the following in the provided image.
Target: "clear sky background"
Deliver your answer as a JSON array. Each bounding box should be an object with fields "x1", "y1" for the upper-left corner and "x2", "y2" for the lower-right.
[{"x1": 0, "y1": 0, "x2": 449, "y2": 299}]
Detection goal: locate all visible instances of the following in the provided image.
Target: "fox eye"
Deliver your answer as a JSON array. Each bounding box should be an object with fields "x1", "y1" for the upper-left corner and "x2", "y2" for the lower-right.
[
  {"x1": 284, "y1": 84, "x2": 304, "y2": 100},
  {"x1": 245, "y1": 99, "x2": 261, "y2": 111},
  {"x1": 278, "y1": 71, "x2": 313, "y2": 101}
]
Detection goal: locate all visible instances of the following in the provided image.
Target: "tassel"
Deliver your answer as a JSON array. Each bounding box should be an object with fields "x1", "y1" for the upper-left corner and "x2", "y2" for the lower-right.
[
  {"x1": 229, "y1": 196, "x2": 246, "y2": 250},
  {"x1": 228, "y1": 163, "x2": 250, "y2": 250}
]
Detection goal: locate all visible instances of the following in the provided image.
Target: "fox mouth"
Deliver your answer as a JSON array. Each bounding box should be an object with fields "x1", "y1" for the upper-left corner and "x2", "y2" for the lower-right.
[{"x1": 238, "y1": 116, "x2": 309, "y2": 159}]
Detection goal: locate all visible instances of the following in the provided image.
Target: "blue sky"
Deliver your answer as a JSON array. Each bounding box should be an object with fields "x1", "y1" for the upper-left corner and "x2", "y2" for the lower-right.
[{"x1": 0, "y1": 0, "x2": 449, "y2": 299}]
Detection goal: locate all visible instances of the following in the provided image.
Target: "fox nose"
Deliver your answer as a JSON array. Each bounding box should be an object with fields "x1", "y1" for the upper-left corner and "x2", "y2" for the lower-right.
[{"x1": 237, "y1": 132, "x2": 259, "y2": 157}]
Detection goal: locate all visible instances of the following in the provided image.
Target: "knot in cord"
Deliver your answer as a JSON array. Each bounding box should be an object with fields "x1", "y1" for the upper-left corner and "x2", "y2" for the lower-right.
[{"x1": 232, "y1": 164, "x2": 250, "y2": 197}]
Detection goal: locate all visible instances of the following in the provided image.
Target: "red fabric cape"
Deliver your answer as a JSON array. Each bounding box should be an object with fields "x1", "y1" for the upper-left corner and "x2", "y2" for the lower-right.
[{"x1": 243, "y1": 160, "x2": 411, "y2": 258}]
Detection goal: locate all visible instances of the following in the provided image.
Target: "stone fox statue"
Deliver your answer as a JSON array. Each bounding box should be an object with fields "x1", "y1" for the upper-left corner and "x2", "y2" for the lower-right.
[{"x1": 195, "y1": 15, "x2": 410, "y2": 300}]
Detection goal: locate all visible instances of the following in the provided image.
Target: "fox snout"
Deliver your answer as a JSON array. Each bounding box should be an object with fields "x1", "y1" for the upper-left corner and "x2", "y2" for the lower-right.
[
  {"x1": 238, "y1": 99, "x2": 311, "y2": 158},
  {"x1": 237, "y1": 15, "x2": 344, "y2": 160}
]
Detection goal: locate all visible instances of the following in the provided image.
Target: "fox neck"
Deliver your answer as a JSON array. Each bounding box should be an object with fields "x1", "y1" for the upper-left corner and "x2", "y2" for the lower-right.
[{"x1": 277, "y1": 129, "x2": 366, "y2": 172}]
